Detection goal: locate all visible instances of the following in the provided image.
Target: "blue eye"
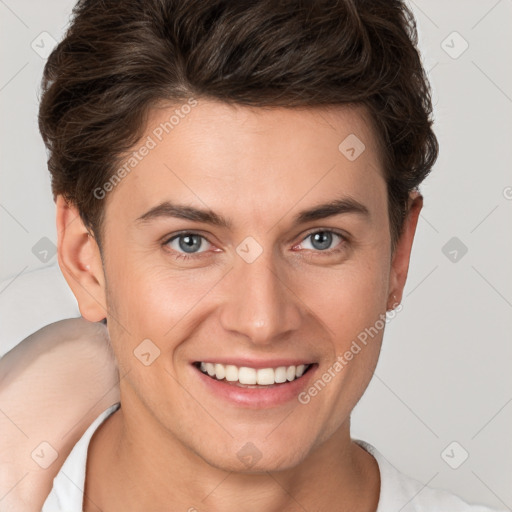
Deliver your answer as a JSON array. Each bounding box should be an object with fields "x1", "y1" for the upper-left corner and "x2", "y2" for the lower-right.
[
  {"x1": 162, "y1": 229, "x2": 347, "y2": 262},
  {"x1": 297, "y1": 230, "x2": 346, "y2": 254},
  {"x1": 164, "y1": 233, "x2": 211, "y2": 260}
]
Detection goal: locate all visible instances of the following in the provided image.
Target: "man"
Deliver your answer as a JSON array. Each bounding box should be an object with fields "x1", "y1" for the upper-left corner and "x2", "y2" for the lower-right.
[{"x1": 1, "y1": 0, "x2": 505, "y2": 510}]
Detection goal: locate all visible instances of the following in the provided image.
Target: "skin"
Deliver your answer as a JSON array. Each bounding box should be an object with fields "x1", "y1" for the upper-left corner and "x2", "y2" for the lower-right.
[
  {"x1": 56, "y1": 99, "x2": 422, "y2": 512},
  {"x1": 0, "y1": 317, "x2": 118, "y2": 512}
]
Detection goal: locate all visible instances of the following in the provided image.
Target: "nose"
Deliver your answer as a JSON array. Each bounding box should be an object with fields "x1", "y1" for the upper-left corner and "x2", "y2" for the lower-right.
[{"x1": 218, "y1": 251, "x2": 302, "y2": 346}]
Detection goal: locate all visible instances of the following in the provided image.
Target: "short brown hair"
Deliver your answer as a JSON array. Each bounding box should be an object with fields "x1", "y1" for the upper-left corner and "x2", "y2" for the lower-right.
[{"x1": 38, "y1": 0, "x2": 438, "y2": 253}]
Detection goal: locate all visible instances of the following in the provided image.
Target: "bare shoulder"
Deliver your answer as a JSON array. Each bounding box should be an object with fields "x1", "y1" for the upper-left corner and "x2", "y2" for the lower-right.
[
  {"x1": 2, "y1": 317, "x2": 113, "y2": 373},
  {"x1": 0, "y1": 317, "x2": 119, "y2": 512},
  {"x1": 1, "y1": 316, "x2": 118, "y2": 400}
]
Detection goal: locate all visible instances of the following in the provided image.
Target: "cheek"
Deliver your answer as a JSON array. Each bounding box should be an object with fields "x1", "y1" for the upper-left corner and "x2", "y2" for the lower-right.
[
  {"x1": 104, "y1": 256, "x2": 225, "y2": 346},
  {"x1": 293, "y1": 255, "x2": 390, "y2": 344}
]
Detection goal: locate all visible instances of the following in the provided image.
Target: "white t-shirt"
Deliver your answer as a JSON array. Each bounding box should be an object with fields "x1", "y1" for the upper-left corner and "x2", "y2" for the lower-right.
[{"x1": 42, "y1": 404, "x2": 504, "y2": 512}]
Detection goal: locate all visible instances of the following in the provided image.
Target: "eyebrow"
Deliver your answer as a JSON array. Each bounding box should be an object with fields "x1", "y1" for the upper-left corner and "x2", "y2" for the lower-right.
[{"x1": 134, "y1": 197, "x2": 370, "y2": 229}]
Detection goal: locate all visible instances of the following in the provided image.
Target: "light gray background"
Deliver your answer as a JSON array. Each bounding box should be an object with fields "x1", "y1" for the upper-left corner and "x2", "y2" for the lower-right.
[{"x1": 1, "y1": 0, "x2": 511, "y2": 508}]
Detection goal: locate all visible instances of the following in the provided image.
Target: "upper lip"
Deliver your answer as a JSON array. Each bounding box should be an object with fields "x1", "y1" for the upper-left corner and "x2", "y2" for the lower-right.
[{"x1": 193, "y1": 358, "x2": 315, "y2": 369}]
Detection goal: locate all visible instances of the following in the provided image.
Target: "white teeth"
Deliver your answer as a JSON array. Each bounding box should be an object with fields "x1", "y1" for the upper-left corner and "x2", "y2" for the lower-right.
[
  {"x1": 225, "y1": 364, "x2": 238, "y2": 382},
  {"x1": 238, "y1": 367, "x2": 257, "y2": 385},
  {"x1": 274, "y1": 366, "x2": 287, "y2": 383},
  {"x1": 205, "y1": 362, "x2": 215, "y2": 377},
  {"x1": 256, "y1": 368, "x2": 275, "y2": 385},
  {"x1": 214, "y1": 363, "x2": 226, "y2": 380},
  {"x1": 197, "y1": 362, "x2": 311, "y2": 385}
]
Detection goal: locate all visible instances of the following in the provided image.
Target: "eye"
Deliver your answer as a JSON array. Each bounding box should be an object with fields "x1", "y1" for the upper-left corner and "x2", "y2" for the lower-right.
[
  {"x1": 294, "y1": 230, "x2": 347, "y2": 255},
  {"x1": 163, "y1": 232, "x2": 213, "y2": 260},
  {"x1": 162, "y1": 229, "x2": 348, "y2": 262}
]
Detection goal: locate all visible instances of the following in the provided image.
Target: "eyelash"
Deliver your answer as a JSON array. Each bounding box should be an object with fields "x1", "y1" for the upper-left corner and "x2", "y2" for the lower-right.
[{"x1": 162, "y1": 229, "x2": 348, "y2": 262}]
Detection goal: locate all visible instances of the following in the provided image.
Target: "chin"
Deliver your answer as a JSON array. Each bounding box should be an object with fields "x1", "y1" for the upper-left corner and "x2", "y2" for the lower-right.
[{"x1": 194, "y1": 436, "x2": 312, "y2": 474}]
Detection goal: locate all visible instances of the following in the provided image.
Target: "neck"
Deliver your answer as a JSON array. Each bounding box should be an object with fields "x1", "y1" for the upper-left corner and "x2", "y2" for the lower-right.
[{"x1": 84, "y1": 398, "x2": 380, "y2": 512}]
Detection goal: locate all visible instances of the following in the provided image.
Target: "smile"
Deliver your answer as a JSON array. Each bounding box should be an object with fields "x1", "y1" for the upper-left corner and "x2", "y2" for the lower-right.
[{"x1": 195, "y1": 361, "x2": 313, "y2": 386}]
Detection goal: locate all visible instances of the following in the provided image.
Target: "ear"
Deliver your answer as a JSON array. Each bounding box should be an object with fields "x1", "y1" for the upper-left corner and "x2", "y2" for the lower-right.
[
  {"x1": 387, "y1": 190, "x2": 423, "y2": 310},
  {"x1": 55, "y1": 195, "x2": 107, "y2": 322}
]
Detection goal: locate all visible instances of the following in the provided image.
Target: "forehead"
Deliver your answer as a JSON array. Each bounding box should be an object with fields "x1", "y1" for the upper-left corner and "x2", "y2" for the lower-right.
[
  {"x1": 104, "y1": 99, "x2": 386, "y2": 228},
  {"x1": 142, "y1": 99, "x2": 381, "y2": 166}
]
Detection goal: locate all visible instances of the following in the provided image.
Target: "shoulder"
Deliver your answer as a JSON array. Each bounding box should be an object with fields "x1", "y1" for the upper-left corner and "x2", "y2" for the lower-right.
[
  {"x1": 354, "y1": 440, "x2": 505, "y2": 512},
  {"x1": 42, "y1": 403, "x2": 120, "y2": 511},
  {"x1": 0, "y1": 317, "x2": 118, "y2": 512}
]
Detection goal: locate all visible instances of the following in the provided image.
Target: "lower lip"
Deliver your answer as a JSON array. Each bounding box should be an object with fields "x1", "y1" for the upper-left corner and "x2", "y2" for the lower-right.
[{"x1": 193, "y1": 364, "x2": 317, "y2": 408}]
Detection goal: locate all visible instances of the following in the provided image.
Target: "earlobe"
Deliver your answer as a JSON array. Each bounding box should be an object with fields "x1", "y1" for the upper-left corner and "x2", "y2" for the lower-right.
[
  {"x1": 55, "y1": 195, "x2": 107, "y2": 322},
  {"x1": 387, "y1": 190, "x2": 423, "y2": 309}
]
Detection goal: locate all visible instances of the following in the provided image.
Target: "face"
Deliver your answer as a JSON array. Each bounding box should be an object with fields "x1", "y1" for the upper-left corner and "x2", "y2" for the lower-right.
[{"x1": 58, "y1": 99, "x2": 420, "y2": 473}]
